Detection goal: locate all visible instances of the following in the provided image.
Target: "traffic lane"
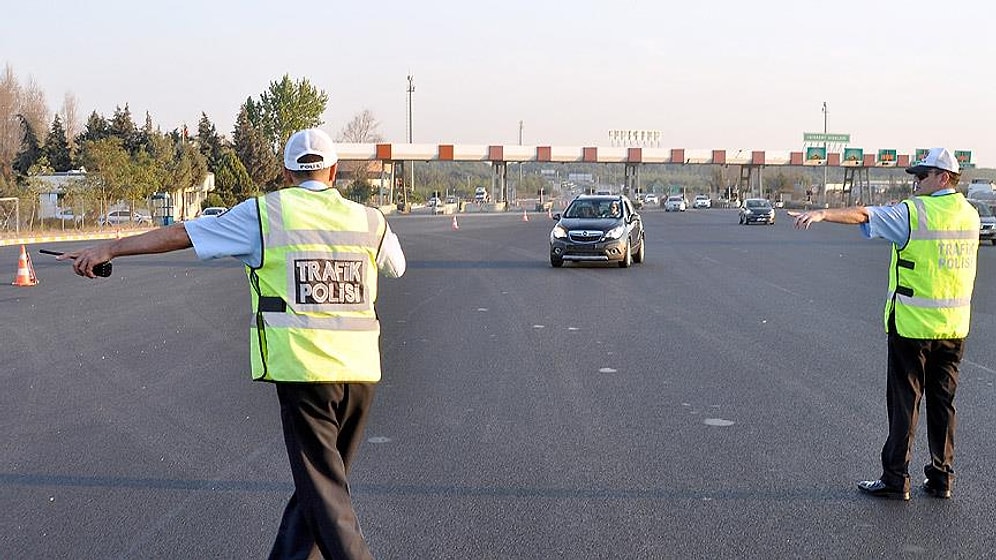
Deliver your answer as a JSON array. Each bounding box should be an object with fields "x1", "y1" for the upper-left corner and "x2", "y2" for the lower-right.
[
  {"x1": 362, "y1": 212, "x2": 996, "y2": 558},
  {"x1": 1, "y1": 245, "x2": 286, "y2": 559},
  {"x1": 3, "y1": 212, "x2": 995, "y2": 558}
]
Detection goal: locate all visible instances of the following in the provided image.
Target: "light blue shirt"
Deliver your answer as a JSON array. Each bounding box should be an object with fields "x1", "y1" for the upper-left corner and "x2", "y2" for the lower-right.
[
  {"x1": 184, "y1": 181, "x2": 406, "y2": 277},
  {"x1": 861, "y1": 188, "x2": 957, "y2": 246}
]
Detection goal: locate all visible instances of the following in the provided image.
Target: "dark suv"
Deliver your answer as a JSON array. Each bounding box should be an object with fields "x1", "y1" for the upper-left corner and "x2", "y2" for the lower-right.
[{"x1": 549, "y1": 195, "x2": 645, "y2": 268}]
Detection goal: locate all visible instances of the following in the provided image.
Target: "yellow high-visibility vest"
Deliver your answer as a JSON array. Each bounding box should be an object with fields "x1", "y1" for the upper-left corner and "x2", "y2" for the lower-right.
[
  {"x1": 884, "y1": 193, "x2": 979, "y2": 339},
  {"x1": 248, "y1": 186, "x2": 386, "y2": 382}
]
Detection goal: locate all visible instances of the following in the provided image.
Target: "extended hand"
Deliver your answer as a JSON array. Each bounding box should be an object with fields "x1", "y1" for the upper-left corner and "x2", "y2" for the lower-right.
[
  {"x1": 787, "y1": 210, "x2": 825, "y2": 230},
  {"x1": 58, "y1": 244, "x2": 114, "y2": 278}
]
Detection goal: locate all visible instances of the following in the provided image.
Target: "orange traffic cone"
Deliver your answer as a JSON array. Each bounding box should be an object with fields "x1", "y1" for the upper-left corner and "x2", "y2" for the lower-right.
[
  {"x1": 12, "y1": 245, "x2": 37, "y2": 287},
  {"x1": 451, "y1": 215, "x2": 460, "y2": 230},
  {"x1": 522, "y1": 209, "x2": 529, "y2": 222}
]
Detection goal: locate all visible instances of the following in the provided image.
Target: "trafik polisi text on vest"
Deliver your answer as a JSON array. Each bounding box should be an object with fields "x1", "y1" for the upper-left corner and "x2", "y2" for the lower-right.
[
  {"x1": 936, "y1": 241, "x2": 975, "y2": 270},
  {"x1": 295, "y1": 259, "x2": 366, "y2": 304}
]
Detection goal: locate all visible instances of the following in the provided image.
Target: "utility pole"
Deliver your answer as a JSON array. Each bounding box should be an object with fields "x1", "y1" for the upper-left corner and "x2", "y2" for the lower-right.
[
  {"x1": 518, "y1": 120, "x2": 523, "y2": 204},
  {"x1": 406, "y1": 74, "x2": 415, "y2": 209},
  {"x1": 822, "y1": 101, "x2": 828, "y2": 207}
]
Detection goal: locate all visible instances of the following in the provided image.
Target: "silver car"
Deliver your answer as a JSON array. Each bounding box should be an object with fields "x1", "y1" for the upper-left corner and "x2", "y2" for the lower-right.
[
  {"x1": 664, "y1": 195, "x2": 687, "y2": 212},
  {"x1": 969, "y1": 200, "x2": 996, "y2": 245}
]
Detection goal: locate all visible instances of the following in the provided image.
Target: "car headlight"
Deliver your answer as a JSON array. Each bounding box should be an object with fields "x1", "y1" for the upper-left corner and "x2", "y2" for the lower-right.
[
  {"x1": 604, "y1": 225, "x2": 626, "y2": 240},
  {"x1": 551, "y1": 224, "x2": 568, "y2": 239}
]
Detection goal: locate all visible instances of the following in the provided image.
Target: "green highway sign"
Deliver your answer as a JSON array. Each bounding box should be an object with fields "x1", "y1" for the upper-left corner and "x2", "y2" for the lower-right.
[{"x1": 804, "y1": 132, "x2": 851, "y2": 143}]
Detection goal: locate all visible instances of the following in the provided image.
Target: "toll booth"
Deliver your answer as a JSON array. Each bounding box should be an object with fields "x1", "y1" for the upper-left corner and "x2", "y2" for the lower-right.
[{"x1": 151, "y1": 192, "x2": 174, "y2": 226}]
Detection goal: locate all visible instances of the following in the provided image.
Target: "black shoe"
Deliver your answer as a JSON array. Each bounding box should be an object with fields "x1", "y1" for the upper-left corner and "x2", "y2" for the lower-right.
[
  {"x1": 857, "y1": 479, "x2": 910, "y2": 501},
  {"x1": 921, "y1": 479, "x2": 952, "y2": 499}
]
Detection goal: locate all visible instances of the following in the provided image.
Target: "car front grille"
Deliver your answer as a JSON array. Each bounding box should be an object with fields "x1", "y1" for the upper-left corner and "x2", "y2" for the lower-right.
[{"x1": 568, "y1": 230, "x2": 603, "y2": 243}]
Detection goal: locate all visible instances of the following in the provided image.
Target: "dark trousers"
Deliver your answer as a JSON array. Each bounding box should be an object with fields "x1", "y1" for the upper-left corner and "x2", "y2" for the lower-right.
[
  {"x1": 269, "y1": 382, "x2": 376, "y2": 560},
  {"x1": 880, "y1": 334, "x2": 963, "y2": 492}
]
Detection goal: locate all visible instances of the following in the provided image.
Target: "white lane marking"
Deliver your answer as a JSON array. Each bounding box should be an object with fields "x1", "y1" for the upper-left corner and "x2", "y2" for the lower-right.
[
  {"x1": 964, "y1": 359, "x2": 996, "y2": 375},
  {"x1": 567, "y1": 327, "x2": 580, "y2": 331},
  {"x1": 599, "y1": 367, "x2": 617, "y2": 374},
  {"x1": 368, "y1": 436, "x2": 392, "y2": 444},
  {"x1": 477, "y1": 308, "x2": 488, "y2": 312},
  {"x1": 533, "y1": 324, "x2": 545, "y2": 329},
  {"x1": 704, "y1": 418, "x2": 735, "y2": 427}
]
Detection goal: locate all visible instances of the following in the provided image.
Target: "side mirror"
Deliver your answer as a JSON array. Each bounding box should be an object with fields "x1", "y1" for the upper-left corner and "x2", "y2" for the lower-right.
[{"x1": 552, "y1": 213, "x2": 561, "y2": 220}]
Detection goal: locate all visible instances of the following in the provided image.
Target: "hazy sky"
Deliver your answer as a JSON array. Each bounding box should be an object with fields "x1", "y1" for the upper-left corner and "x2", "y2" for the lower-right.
[{"x1": 4, "y1": 0, "x2": 996, "y2": 166}]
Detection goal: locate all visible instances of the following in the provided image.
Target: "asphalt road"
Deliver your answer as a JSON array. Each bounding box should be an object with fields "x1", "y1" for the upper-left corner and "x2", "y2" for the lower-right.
[{"x1": 2, "y1": 207, "x2": 996, "y2": 559}]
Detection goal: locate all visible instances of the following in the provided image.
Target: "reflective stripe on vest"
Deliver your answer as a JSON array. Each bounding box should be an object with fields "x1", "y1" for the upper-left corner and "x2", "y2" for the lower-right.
[
  {"x1": 248, "y1": 187, "x2": 386, "y2": 382},
  {"x1": 883, "y1": 193, "x2": 978, "y2": 339}
]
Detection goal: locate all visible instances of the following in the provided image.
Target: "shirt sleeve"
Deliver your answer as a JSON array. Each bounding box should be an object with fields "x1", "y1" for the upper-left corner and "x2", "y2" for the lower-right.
[
  {"x1": 377, "y1": 222, "x2": 406, "y2": 278},
  {"x1": 862, "y1": 203, "x2": 910, "y2": 246},
  {"x1": 183, "y1": 199, "x2": 262, "y2": 267}
]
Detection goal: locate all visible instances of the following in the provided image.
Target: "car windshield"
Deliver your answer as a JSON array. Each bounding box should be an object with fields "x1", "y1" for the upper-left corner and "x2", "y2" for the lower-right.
[
  {"x1": 745, "y1": 200, "x2": 770, "y2": 209},
  {"x1": 971, "y1": 201, "x2": 993, "y2": 217},
  {"x1": 566, "y1": 200, "x2": 620, "y2": 218}
]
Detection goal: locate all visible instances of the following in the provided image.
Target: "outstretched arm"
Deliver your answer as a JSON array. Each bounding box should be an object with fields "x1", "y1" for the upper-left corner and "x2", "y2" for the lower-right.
[
  {"x1": 59, "y1": 222, "x2": 193, "y2": 278},
  {"x1": 788, "y1": 206, "x2": 870, "y2": 229}
]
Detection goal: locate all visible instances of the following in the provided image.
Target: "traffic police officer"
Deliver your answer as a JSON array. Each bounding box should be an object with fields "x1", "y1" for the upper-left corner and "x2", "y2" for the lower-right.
[
  {"x1": 789, "y1": 147, "x2": 978, "y2": 501},
  {"x1": 63, "y1": 128, "x2": 406, "y2": 557}
]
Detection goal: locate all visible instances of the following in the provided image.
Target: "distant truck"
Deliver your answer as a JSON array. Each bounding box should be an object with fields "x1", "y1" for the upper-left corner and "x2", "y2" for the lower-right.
[{"x1": 967, "y1": 178, "x2": 996, "y2": 201}]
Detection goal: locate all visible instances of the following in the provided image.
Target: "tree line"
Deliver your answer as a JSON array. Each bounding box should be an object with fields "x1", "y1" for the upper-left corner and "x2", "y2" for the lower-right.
[{"x1": 0, "y1": 66, "x2": 388, "y2": 227}]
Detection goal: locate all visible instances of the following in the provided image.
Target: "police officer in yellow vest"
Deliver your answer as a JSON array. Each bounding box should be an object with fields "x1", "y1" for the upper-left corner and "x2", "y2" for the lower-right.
[
  {"x1": 62, "y1": 128, "x2": 406, "y2": 558},
  {"x1": 789, "y1": 147, "x2": 979, "y2": 501}
]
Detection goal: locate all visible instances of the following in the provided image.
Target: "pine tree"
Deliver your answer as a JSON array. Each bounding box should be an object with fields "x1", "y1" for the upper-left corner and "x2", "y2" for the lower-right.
[
  {"x1": 13, "y1": 116, "x2": 42, "y2": 175},
  {"x1": 213, "y1": 148, "x2": 255, "y2": 205},
  {"x1": 109, "y1": 104, "x2": 140, "y2": 155},
  {"x1": 232, "y1": 104, "x2": 278, "y2": 188},
  {"x1": 77, "y1": 111, "x2": 109, "y2": 147},
  {"x1": 45, "y1": 114, "x2": 72, "y2": 172},
  {"x1": 196, "y1": 112, "x2": 225, "y2": 171}
]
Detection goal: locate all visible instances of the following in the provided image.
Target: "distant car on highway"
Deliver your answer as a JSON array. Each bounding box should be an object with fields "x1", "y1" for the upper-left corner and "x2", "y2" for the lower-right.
[
  {"x1": 549, "y1": 194, "x2": 645, "y2": 268},
  {"x1": 426, "y1": 197, "x2": 445, "y2": 214},
  {"x1": 99, "y1": 210, "x2": 153, "y2": 226},
  {"x1": 199, "y1": 207, "x2": 228, "y2": 217},
  {"x1": 739, "y1": 198, "x2": 775, "y2": 225},
  {"x1": 664, "y1": 195, "x2": 687, "y2": 212},
  {"x1": 644, "y1": 194, "x2": 659, "y2": 206},
  {"x1": 474, "y1": 187, "x2": 490, "y2": 203},
  {"x1": 692, "y1": 195, "x2": 712, "y2": 209},
  {"x1": 969, "y1": 200, "x2": 996, "y2": 245}
]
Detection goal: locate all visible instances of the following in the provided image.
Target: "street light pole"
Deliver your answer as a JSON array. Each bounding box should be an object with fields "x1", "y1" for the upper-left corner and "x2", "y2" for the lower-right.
[
  {"x1": 822, "y1": 101, "x2": 828, "y2": 207},
  {"x1": 406, "y1": 74, "x2": 415, "y2": 208},
  {"x1": 518, "y1": 120, "x2": 523, "y2": 204}
]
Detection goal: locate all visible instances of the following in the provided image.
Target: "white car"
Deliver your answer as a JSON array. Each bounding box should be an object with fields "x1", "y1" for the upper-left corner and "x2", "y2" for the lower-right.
[
  {"x1": 643, "y1": 194, "x2": 659, "y2": 206},
  {"x1": 55, "y1": 208, "x2": 84, "y2": 224},
  {"x1": 199, "y1": 207, "x2": 228, "y2": 217},
  {"x1": 692, "y1": 195, "x2": 712, "y2": 209},
  {"x1": 664, "y1": 195, "x2": 687, "y2": 212},
  {"x1": 99, "y1": 210, "x2": 153, "y2": 226}
]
